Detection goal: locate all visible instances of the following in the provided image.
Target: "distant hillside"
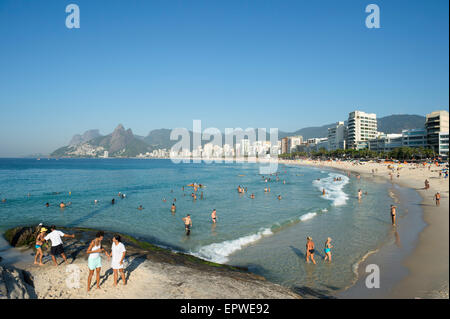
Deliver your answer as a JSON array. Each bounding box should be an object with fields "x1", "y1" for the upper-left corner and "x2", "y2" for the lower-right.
[
  {"x1": 51, "y1": 124, "x2": 151, "y2": 157},
  {"x1": 376, "y1": 114, "x2": 425, "y2": 134},
  {"x1": 144, "y1": 129, "x2": 175, "y2": 150},
  {"x1": 69, "y1": 129, "x2": 102, "y2": 146}
]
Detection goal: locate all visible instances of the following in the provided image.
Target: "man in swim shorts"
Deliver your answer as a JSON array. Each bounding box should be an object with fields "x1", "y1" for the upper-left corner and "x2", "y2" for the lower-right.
[
  {"x1": 183, "y1": 214, "x2": 192, "y2": 235},
  {"x1": 44, "y1": 225, "x2": 75, "y2": 266},
  {"x1": 435, "y1": 192, "x2": 441, "y2": 206}
]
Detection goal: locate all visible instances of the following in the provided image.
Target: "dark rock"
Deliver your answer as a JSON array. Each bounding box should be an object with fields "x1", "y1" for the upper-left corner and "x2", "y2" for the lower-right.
[{"x1": 0, "y1": 265, "x2": 36, "y2": 299}]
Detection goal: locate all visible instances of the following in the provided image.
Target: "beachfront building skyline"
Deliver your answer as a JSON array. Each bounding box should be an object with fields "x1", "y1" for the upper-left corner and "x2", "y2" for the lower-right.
[
  {"x1": 327, "y1": 121, "x2": 347, "y2": 151},
  {"x1": 136, "y1": 110, "x2": 449, "y2": 159},
  {"x1": 346, "y1": 111, "x2": 378, "y2": 150}
]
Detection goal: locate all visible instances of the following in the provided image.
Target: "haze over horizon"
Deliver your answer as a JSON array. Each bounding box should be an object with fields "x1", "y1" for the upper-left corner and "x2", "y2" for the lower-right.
[{"x1": 0, "y1": 0, "x2": 448, "y2": 157}]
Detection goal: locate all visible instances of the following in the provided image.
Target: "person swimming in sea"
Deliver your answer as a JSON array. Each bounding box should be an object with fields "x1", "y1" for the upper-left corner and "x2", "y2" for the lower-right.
[
  {"x1": 171, "y1": 203, "x2": 176, "y2": 212},
  {"x1": 250, "y1": 193, "x2": 255, "y2": 199},
  {"x1": 45, "y1": 202, "x2": 50, "y2": 207},
  {"x1": 358, "y1": 189, "x2": 362, "y2": 200},
  {"x1": 277, "y1": 195, "x2": 282, "y2": 200},
  {"x1": 111, "y1": 198, "x2": 115, "y2": 205},
  {"x1": 137, "y1": 205, "x2": 143, "y2": 210},
  {"x1": 322, "y1": 189, "x2": 326, "y2": 196},
  {"x1": 59, "y1": 202, "x2": 66, "y2": 208},
  {"x1": 323, "y1": 237, "x2": 333, "y2": 262},
  {"x1": 211, "y1": 209, "x2": 217, "y2": 223}
]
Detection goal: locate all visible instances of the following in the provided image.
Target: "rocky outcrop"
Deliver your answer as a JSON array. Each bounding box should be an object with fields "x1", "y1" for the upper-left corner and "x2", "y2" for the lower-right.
[
  {"x1": 4, "y1": 226, "x2": 40, "y2": 248},
  {"x1": 0, "y1": 266, "x2": 36, "y2": 299}
]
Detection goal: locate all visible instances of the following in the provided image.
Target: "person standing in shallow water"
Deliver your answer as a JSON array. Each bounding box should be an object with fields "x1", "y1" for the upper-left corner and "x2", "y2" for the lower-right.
[
  {"x1": 323, "y1": 237, "x2": 333, "y2": 262},
  {"x1": 306, "y1": 236, "x2": 316, "y2": 264},
  {"x1": 390, "y1": 205, "x2": 397, "y2": 226},
  {"x1": 434, "y1": 192, "x2": 441, "y2": 206},
  {"x1": 183, "y1": 214, "x2": 192, "y2": 235}
]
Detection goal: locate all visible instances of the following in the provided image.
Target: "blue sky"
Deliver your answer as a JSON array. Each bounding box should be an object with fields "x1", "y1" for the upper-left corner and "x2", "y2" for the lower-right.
[{"x1": 0, "y1": 0, "x2": 448, "y2": 156}]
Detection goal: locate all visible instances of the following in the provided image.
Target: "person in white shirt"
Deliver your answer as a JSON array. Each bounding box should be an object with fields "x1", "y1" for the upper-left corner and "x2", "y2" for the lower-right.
[
  {"x1": 44, "y1": 225, "x2": 75, "y2": 266},
  {"x1": 106, "y1": 234, "x2": 127, "y2": 287}
]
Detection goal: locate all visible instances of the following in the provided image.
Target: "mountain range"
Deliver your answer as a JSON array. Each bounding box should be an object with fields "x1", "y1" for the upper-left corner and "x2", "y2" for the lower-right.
[{"x1": 51, "y1": 114, "x2": 427, "y2": 157}]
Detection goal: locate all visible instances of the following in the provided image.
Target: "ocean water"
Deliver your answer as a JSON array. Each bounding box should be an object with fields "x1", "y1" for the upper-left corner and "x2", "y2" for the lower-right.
[{"x1": 0, "y1": 158, "x2": 399, "y2": 294}]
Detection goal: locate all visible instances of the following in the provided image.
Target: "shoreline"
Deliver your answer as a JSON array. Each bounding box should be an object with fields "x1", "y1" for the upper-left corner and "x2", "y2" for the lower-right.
[
  {"x1": 280, "y1": 159, "x2": 449, "y2": 299},
  {"x1": 0, "y1": 226, "x2": 300, "y2": 299}
]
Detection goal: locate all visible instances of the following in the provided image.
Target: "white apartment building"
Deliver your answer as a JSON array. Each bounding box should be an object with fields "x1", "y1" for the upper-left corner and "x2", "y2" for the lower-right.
[
  {"x1": 347, "y1": 110, "x2": 377, "y2": 149},
  {"x1": 327, "y1": 121, "x2": 347, "y2": 150},
  {"x1": 289, "y1": 135, "x2": 303, "y2": 153},
  {"x1": 425, "y1": 110, "x2": 449, "y2": 155}
]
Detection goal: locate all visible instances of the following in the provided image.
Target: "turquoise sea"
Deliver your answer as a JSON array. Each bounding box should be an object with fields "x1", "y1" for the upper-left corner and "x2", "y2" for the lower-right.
[{"x1": 0, "y1": 158, "x2": 405, "y2": 294}]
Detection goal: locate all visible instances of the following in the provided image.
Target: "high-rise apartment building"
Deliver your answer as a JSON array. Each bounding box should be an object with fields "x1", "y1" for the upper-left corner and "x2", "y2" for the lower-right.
[
  {"x1": 328, "y1": 121, "x2": 347, "y2": 150},
  {"x1": 346, "y1": 111, "x2": 377, "y2": 149}
]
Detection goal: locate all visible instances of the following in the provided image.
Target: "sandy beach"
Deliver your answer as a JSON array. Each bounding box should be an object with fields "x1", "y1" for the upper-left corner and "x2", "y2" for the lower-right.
[{"x1": 281, "y1": 158, "x2": 449, "y2": 298}]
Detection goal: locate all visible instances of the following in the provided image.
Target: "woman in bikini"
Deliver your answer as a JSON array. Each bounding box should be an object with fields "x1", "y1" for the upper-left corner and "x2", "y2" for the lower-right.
[
  {"x1": 34, "y1": 227, "x2": 47, "y2": 266},
  {"x1": 324, "y1": 237, "x2": 333, "y2": 262}
]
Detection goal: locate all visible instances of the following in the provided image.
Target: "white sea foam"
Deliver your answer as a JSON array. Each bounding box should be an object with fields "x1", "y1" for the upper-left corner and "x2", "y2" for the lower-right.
[
  {"x1": 313, "y1": 173, "x2": 349, "y2": 206},
  {"x1": 192, "y1": 228, "x2": 273, "y2": 264},
  {"x1": 299, "y1": 212, "x2": 317, "y2": 221}
]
